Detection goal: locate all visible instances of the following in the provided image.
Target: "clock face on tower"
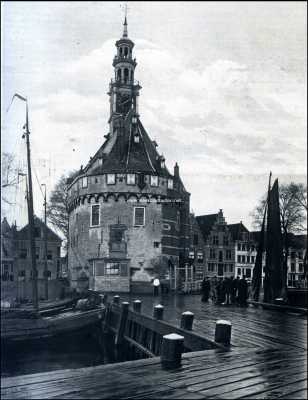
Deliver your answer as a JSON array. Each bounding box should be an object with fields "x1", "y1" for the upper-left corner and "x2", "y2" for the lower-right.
[{"x1": 116, "y1": 92, "x2": 132, "y2": 115}]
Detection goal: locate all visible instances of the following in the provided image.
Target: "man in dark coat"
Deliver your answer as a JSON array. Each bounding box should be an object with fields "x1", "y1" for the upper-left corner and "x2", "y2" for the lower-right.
[
  {"x1": 223, "y1": 277, "x2": 232, "y2": 305},
  {"x1": 201, "y1": 277, "x2": 211, "y2": 302},
  {"x1": 233, "y1": 276, "x2": 240, "y2": 305},
  {"x1": 238, "y1": 275, "x2": 248, "y2": 306},
  {"x1": 230, "y1": 276, "x2": 236, "y2": 304},
  {"x1": 217, "y1": 278, "x2": 225, "y2": 305}
]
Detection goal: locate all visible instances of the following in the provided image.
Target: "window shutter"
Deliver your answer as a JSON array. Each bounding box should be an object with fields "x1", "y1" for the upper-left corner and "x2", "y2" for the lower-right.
[
  {"x1": 120, "y1": 263, "x2": 128, "y2": 276},
  {"x1": 95, "y1": 261, "x2": 104, "y2": 276}
]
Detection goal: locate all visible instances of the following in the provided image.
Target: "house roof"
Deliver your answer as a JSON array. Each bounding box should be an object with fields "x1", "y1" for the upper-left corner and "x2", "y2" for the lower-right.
[
  {"x1": 16, "y1": 216, "x2": 62, "y2": 243},
  {"x1": 227, "y1": 223, "x2": 249, "y2": 241},
  {"x1": 82, "y1": 111, "x2": 173, "y2": 178},
  {"x1": 250, "y1": 231, "x2": 307, "y2": 250},
  {"x1": 196, "y1": 214, "x2": 218, "y2": 240},
  {"x1": 288, "y1": 234, "x2": 307, "y2": 250}
]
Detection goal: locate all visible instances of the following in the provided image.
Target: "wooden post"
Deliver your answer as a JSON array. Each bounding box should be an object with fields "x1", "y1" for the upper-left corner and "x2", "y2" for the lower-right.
[
  {"x1": 153, "y1": 304, "x2": 164, "y2": 320},
  {"x1": 115, "y1": 301, "x2": 129, "y2": 346},
  {"x1": 113, "y1": 295, "x2": 120, "y2": 305},
  {"x1": 180, "y1": 311, "x2": 194, "y2": 330},
  {"x1": 161, "y1": 333, "x2": 184, "y2": 369},
  {"x1": 133, "y1": 300, "x2": 142, "y2": 313},
  {"x1": 215, "y1": 319, "x2": 232, "y2": 345},
  {"x1": 102, "y1": 294, "x2": 108, "y2": 305}
]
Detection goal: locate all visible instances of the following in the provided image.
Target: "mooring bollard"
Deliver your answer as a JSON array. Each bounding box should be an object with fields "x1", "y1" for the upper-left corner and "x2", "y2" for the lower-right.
[
  {"x1": 113, "y1": 295, "x2": 120, "y2": 305},
  {"x1": 215, "y1": 319, "x2": 232, "y2": 345},
  {"x1": 161, "y1": 333, "x2": 184, "y2": 369},
  {"x1": 180, "y1": 311, "x2": 194, "y2": 330},
  {"x1": 153, "y1": 304, "x2": 164, "y2": 320},
  {"x1": 133, "y1": 300, "x2": 142, "y2": 313}
]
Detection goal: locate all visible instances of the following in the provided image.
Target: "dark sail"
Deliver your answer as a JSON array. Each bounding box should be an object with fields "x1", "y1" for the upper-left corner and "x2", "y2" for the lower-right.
[
  {"x1": 251, "y1": 204, "x2": 267, "y2": 301},
  {"x1": 264, "y1": 178, "x2": 284, "y2": 303}
]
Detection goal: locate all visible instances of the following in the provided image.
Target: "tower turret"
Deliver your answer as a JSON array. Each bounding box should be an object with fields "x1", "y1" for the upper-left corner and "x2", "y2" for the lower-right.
[{"x1": 108, "y1": 16, "x2": 141, "y2": 135}]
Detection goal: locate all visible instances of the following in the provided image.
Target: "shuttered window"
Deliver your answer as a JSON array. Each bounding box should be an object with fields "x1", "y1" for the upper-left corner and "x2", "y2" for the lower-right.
[
  {"x1": 91, "y1": 205, "x2": 100, "y2": 226},
  {"x1": 134, "y1": 207, "x2": 145, "y2": 226}
]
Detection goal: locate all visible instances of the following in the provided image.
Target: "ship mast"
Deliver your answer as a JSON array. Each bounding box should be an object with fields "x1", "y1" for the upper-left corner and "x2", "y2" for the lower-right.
[{"x1": 24, "y1": 100, "x2": 39, "y2": 311}]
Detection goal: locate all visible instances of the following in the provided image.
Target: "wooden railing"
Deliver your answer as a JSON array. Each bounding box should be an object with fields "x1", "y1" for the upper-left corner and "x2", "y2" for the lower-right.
[{"x1": 98, "y1": 294, "x2": 230, "y2": 364}]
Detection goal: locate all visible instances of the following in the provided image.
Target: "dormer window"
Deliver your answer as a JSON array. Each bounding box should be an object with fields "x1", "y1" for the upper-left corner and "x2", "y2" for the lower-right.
[
  {"x1": 82, "y1": 177, "x2": 88, "y2": 188},
  {"x1": 134, "y1": 133, "x2": 140, "y2": 143},
  {"x1": 132, "y1": 116, "x2": 137, "y2": 124},
  {"x1": 160, "y1": 159, "x2": 165, "y2": 169},
  {"x1": 127, "y1": 174, "x2": 136, "y2": 185},
  {"x1": 107, "y1": 174, "x2": 115, "y2": 185},
  {"x1": 150, "y1": 176, "x2": 158, "y2": 187},
  {"x1": 167, "y1": 179, "x2": 173, "y2": 189}
]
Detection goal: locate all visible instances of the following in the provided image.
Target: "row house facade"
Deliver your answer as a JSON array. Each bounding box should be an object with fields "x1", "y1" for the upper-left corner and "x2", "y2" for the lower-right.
[
  {"x1": 196, "y1": 210, "x2": 236, "y2": 279},
  {"x1": 286, "y1": 234, "x2": 307, "y2": 288},
  {"x1": 1, "y1": 217, "x2": 62, "y2": 284},
  {"x1": 229, "y1": 223, "x2": 257, "y2": 282}
]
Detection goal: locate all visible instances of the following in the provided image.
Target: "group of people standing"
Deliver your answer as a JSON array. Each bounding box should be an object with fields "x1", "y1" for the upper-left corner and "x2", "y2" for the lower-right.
[{"x1": 201, "y1": 276, "x2": 249, "y2": 307}]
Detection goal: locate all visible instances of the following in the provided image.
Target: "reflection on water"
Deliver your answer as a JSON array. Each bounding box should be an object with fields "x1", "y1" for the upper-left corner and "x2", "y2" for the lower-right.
[{"x1": 1, "y1": 328, "x2": 105, "y2": 377}]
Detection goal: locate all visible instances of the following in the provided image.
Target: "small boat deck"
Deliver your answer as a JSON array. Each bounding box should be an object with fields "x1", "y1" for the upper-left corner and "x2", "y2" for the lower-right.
[{"x1": 1, "y1": 295, "x2": 307, "y2": 399}]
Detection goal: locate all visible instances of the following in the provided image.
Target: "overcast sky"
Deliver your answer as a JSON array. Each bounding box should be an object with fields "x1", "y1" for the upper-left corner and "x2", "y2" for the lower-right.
[{"x1": 2, "y1": 1, "x2": 307, "y2": 230}]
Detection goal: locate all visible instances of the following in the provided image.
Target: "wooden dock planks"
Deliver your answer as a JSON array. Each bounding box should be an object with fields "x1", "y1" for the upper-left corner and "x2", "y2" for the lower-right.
[
  {"x1": 1, "y1": 297, "x2": 307, "y2": 399},
  {"x1": 1, "y1": 346, "x2": 306, "y2": 399}
]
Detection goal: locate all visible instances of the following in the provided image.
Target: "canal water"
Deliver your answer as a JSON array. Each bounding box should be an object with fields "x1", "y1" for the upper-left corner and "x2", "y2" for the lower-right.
[
  {"x1": 1, "y1": 328, "x2": 106, "y2": 377},
  {"x1": 1, "y1": 293, "x2": 201, "y2": 377}
]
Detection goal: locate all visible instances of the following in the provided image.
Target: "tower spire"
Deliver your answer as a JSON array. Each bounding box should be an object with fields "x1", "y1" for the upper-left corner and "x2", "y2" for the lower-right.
[{"x1": 123, "y1": 5, "x2": 128, "y2": 38}]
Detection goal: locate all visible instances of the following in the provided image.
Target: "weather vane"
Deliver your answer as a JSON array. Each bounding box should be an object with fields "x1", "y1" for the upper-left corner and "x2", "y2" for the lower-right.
[{"x1": 120, "y1": 3, "x2": 129, "y2": 20}]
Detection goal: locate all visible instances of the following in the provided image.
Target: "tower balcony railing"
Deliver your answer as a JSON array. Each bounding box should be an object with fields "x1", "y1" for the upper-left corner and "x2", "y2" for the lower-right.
[
  {"x1": 113, "y1": 56, "x2": 137, "y2": 67},
  {"x1": 110, "y1": 78, "x2": 140, "y2": 87}
]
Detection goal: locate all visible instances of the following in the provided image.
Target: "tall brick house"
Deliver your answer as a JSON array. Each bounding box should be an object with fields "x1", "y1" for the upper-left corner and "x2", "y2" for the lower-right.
[
  {"x1": 196, "y1": 210, "x2": 235, "y2": 278},
  {"x1": 67, "y1": 18, "x2": 190, "y2": 293}
]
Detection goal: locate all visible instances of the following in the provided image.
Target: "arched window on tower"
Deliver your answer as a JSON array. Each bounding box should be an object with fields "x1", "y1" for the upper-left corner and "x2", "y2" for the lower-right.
[
  {"x1": 117, "y1": 69, "x2": 122, "y2": 81},
  {"x1": 124, "y1": 47, "x2": 128, "y2": 57},
  {"x1": 119, "y1": 47, "x2": 123, "y2": 56},
  {"x1": 124, "y1": 68, "x2": 129, "y2": 83}
]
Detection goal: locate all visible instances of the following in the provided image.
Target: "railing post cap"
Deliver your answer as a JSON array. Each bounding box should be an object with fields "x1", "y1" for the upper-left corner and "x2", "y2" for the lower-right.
[
  {"x1": 216, "y1": 319, "x2": 231, "y2": 325},
  {"x1": 163, "y1": 333, "x2": 184, "y2": 341},
  {"x1": 182, "y1": 311, "x2": 194, "y2": 316},
  {"x1": 122, "y1": 301, "x2": 129, "y2": 305},
  {"x1": 114, "y1": 295, "x2": 120, "y2": 298},
  {"x1": 133, "y1": 299, "x2": 141, "y2": 303},
  {"x1": 154, "y1": 304, "x2": 164, "y2": 308}
]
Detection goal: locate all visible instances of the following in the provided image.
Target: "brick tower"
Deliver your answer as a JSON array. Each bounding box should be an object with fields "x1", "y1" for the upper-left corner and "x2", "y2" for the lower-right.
[{"x1": 67, "y1": 17, "x2": 190, "y2": 293}]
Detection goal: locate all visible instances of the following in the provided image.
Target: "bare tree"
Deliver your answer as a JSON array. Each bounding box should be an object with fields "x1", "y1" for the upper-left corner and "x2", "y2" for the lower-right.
[
  {"x1": 46, "y1": 171, "x2": 77, "y2": 249},
  {"x1": 1, "y1": 152, "x2": 20, "y2": 205},
  {"x1": 251, "y1": 182, "x2": 307, "y2": 235}
]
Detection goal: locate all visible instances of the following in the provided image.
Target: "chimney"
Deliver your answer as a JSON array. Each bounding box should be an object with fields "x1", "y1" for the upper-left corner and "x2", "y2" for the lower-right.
[{"x1": 174, "y1": 162, "x2": 179, "y2": 178}]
